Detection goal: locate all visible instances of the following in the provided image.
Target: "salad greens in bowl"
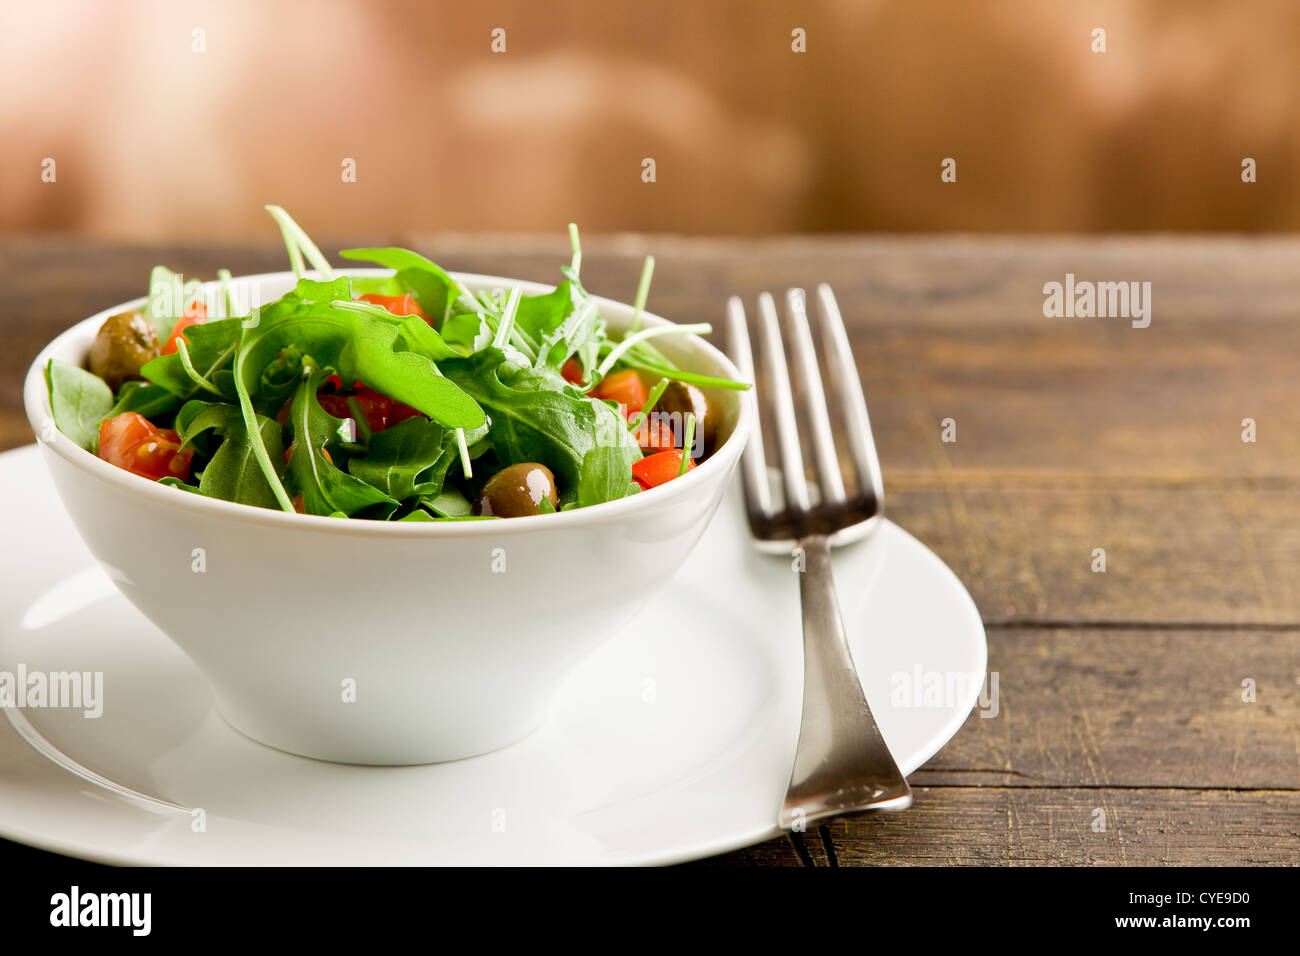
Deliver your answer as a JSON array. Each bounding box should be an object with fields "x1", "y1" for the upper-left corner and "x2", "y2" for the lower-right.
[
  {"x1": 23, "y1": 208, "x2": 755, "y2": 764},
  {"x1": 43, "y1": 207, "x2": 746, "y2": 522}
]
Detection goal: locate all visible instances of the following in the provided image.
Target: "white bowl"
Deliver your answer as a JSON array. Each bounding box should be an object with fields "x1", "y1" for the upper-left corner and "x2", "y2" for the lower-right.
[{"x1": 23, "y1": 270, "x2": 754, "y2": 765}]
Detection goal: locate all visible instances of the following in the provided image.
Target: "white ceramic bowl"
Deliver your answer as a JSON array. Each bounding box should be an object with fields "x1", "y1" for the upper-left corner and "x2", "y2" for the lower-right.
[{"x1": 23, "y1": 270, "x2": 754, "y2": 765}]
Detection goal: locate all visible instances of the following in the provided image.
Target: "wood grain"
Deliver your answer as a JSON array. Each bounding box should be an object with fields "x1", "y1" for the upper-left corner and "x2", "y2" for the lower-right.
[
  {"x1": 2, "y1": 235, "x2": 1296, "y2": 866},
  {"x1": 698, "y1": 787, "x2": 1300, "y2": 867},
  {"x1": 917, "y1": 628, "x2": 1300, "y2": 791},
  {"x1": 890, "y1": 482, "x2": 1300, "y2": 625}
]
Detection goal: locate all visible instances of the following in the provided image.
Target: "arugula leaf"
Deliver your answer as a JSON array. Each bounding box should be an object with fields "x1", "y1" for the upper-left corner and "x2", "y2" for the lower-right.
[
  {"x1": 140, "y1": 316, "x2": 242, "y2": 399},
  {"x1": 346, "y1": 274, "x2": 407, "y2": 298},
  {"x1": 440, "y1": 348, "x2": 639, "y2": 497},
  {"x1": 45, "y1": 359, "x2": 114, "y2": 451},
  {"x1": 234, "y1": 278, "x2": 483, "y2": 429},
  {"x1": 175, "y1": 401, "x2": 287, "y2": 509},
  {"x1": 575, "y1": 445, "x2": 641, "y2": 509},
  {"x1": 420, "y1": 486, "x2": 474, "y2": 517},
  {"x1": 380, "y1": 305, "x2": 463, "y2": 362},
  {"x1": 284, "y1": 368, "x2": 399, "y2": 518},
  {"x1": 228, "y1": 278, "x2": 483, "y2": 512},
  {"x1": 513, "y1": 280, "x2": 604, "y2": 371},
  {"x1": 513, "y1": 281, "x2": 577, "y2": 344},
  {"x1": 615, "y1": 354, "x2": 753, "y2": 391},
  {"x1": 339, "y1": 247, "x2": 468, "y2": 319},
  {"x1": 440, "y1": 311, "x2": 494, "y2": 354},
  {"x1": 609, "y1": 337, "x2": 751, "y2": 391},
  {"x1": 158, "y1": 476, "x2": 202, "y2": 494},
  {"x1": 349, "y1": 416, "x2": 453, "y2": 501},
  {"x1": 104, "y1": 381, "x2": 183, "y2": 425}
]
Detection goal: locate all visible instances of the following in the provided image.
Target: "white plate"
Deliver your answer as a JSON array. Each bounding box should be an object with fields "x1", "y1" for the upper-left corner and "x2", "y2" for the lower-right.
[{"x1": 0, "y1": 445, "x2": 986, "y2": 865}]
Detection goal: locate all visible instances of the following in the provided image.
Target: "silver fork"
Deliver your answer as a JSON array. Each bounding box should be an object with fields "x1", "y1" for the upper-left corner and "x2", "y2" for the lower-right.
[{"x1": 727, "y1": 284, "x2": 912, "y2": 830}]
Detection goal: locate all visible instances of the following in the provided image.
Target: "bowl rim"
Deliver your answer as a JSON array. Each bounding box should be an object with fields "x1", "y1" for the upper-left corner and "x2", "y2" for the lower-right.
[{"x1": 24, "y1": 268, "x2": 755, "y2": 538}]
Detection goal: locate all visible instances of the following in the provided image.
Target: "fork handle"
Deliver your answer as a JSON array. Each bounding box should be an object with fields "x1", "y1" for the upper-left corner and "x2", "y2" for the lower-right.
[{"x1": 779, "y1": 533, "x2": 912, "y2": 829}]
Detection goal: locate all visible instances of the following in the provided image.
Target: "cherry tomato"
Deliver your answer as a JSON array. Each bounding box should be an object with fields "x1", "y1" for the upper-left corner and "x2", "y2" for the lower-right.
[
  {"x1": 98, "y1": 412, "x2": 194, "y2": 481},
  {"x1": 317, "y1": 387, "x2": 423, "y2": 433},
  {"x1": 589, "y1": 369, "x2": 647, "y2": 419},
  {"x1": 632, "y1": 415, "x2": 678, "y2": 454},
  {"x1": 561, "y1": 357, "x2": 584, "y2": 384},
  {"x1": 159, "y1": 301, "x2": 208, "y2": 356},
  {"x1": 632, "y1": 449, "x2": 695, "y2": 490},
  {"x1": 358, "y1": 293, "x2": 427, "y2": 320}
]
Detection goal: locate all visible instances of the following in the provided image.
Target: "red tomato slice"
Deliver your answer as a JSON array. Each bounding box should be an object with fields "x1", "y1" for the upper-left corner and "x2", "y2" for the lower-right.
[
  {"x1": 159, "y1": 301, "x2": 208, "y2": 356},
  {"x1": 589, "y1": 369, "x2": 648, "y2": 419},
  {"x1": 632, "y1": 416, "x2": 678, "y2": 454},
  {"x1": 317, "y1": 387, "x2": 423, "y2": 433},
  {"x1": 358, "y1": 293, "x2": 427, "y2": 320},
  {"x1": 561, "y1": 357, "x2": 584, "y2": 384},
  {"x1": 632, "y1": 449, "x2": 695, "y2": 489},
  {"x1": 98, "y1": 412, "x2": 194, "y2": 481}
]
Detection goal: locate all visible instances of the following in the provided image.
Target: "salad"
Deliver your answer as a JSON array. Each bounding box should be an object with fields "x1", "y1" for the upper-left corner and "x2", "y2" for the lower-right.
[{"x1": 44, "y1": 208, "x2": 747, "y2": 521}]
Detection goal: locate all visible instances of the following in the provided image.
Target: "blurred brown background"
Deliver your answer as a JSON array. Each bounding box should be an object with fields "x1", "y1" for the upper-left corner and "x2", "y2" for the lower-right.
[{"x1": 2, "y1": 0, "x2": 1298, "y2": 239}]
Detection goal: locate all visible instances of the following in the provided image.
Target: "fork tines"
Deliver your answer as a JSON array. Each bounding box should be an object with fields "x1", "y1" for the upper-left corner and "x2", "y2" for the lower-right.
[{"x1": 727, "y1": 285, "x2": 883, "y2": 547}]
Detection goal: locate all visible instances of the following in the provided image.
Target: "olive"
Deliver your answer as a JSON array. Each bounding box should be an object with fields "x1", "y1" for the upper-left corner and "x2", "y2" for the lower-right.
[
  {"x1": 88, "y1": 310, "x2": 160, "y2": 392},
  {"x1": 472, "y1": 462, "x2": 559, "y2": 517},
  {"x1": 656, "y1": 380, "x2": 716, "y2": 457}
]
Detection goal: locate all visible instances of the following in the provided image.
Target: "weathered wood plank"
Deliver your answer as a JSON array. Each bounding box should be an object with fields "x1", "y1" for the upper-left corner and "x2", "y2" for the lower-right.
[
  {"x1": 695, "y1": 787, "x2": 1300, "y2": 866},
  {"x1": 889, "y1": 482, "x2": 1300, "y2": 625},
  {"x1": 913, "y1": 628, "x2": 1300, "y2": 790}
]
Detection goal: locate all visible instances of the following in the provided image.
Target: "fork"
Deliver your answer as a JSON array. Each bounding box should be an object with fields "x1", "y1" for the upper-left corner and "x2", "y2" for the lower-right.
[{"x1": 727, "y1": 284, "x2": 912, "y2": 830}]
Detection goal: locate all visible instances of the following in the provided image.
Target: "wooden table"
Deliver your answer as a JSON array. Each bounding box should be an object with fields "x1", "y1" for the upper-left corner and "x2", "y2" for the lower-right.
[{"x1": 3, "y1": 235, "x2": 1298, "y2": 866}]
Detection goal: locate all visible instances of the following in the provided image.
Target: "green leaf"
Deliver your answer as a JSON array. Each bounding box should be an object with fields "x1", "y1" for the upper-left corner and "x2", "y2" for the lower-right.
[
  {"x1": 45, "y1": 359, "x2": 114, "y2": 450},
  {"x1": 575, "y1": 445, "x2": 641, "y2": 509},
  {"x1": 513, "y1": 281, "x2": 576, "y2": 343},
  {"x1": 515, "y1": 280, "x2": 602, "y2": 370},
  {"x1": 104, "y1": 381, "x2": 183, "y2": 425},
  {"x1": 339, "y1": 247, "x2": 464, "y2": 319},
  {"x1": 440, "y1": 348, "x2": 639, "y2": 497},
  {"x1": 421, "y1": 486, "x2": 473, "y2": 517},
  {"x1": 349, "y1": 416, "x2": 452, "y2": 501},
  {"x1": 234, "y1": 278, "x2": 484, "y2": 429},
  {"x1": 347, "y1": 275, "x2": 407, "y2": 298},
  {"x1": 385, "y1": 306, "x2": 462, "y2": 362},
  {"x1": 285, "y1": 368, "x2": 399, "y2": 518},
  {"x1": 611, "y1": 337, "x2": 751, "y2": 392},
  {"x1": 158, "y1": 476, "x2": 202, "y2": 494},
  {"x1": 441, "y1": 311, "x2": 493, "y2": 354},
  {"x1": 140, "y1": 316, "x2": 243, "y2": 399},
  {"x1": 176, "y1": 401, "x2": 287, "y2": 509}
]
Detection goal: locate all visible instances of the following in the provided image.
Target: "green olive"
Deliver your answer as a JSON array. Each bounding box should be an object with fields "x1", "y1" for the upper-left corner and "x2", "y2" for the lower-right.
[
  {"x1": 472, "y1": 462, "x2": 559, "y2": 517},
  {"x1": 88, "y1": 310, "x2": 160, "y2": 392},
  {"x1": 657, "y1": 380, "x2": 716, "y2": 457}
]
